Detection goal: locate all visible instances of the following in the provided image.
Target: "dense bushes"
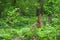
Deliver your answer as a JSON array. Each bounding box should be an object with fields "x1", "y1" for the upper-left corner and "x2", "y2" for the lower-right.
[
  {"x1": 0, "y1": 24, "x2": 59, "y2": 40},
  {"x1": 0, "y1": 0, "x2": 60, "y2": 40}
]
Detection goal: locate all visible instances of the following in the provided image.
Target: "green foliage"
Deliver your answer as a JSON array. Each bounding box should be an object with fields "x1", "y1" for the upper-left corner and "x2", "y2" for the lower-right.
[
  {"x1": 0, "y1": 0, "x2": 60, "y2": 40},
  {"x1": 0, "y1": 24, "x2": 59, "y2": 40}
]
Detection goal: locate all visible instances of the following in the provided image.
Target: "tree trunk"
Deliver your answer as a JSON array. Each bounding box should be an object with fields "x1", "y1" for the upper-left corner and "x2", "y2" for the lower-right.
[
  {"x1": 47, "y1": 2, "x2": 53, "y2": 24},
  {"x1": 12, "y1": 0, "x2": 16, "y2": 6},
  {"x1": 37, "y1": 14, "x2": 42, "y2": 27},
  {"x1": 47, "y1": 14, "x2": 52, "y2": 24},
  {"x1": 37, "y1": 0, "x2": 44, "y2": 27}
]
